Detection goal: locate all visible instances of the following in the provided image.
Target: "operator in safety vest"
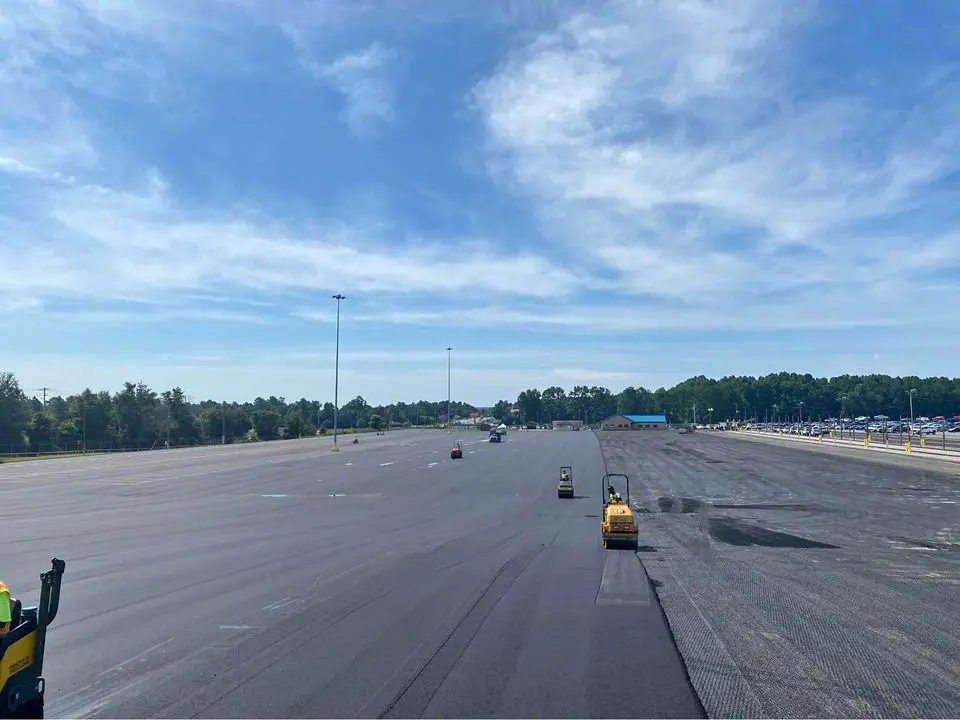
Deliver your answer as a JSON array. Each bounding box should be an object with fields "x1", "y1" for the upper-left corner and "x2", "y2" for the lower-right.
[{"x1": 0, "y1": 580, "x2": 11, "y2": 637}]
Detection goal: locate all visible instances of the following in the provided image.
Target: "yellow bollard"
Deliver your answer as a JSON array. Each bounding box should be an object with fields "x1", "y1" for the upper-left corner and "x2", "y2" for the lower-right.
[
  {"x1": 864, "y1": 437, "x2": 870, "y2": 447},
  {"x1": 920, "y1": 438, "x2": 926, "y2": 448},
  {"x1": 904, "y1": 441, "x2": 911, "y2": 454},
  {"x1": 817, "y1": 434, "x2": 822, "y2": 443}
]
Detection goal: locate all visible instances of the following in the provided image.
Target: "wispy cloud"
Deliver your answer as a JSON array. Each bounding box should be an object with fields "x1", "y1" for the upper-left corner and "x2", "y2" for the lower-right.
[
  {"x1": 313, "y1": 42, "x2": 397, "y2": 137},
  {"x1": 0, "y1": 175, "x2": 584, "y2": 309},
  {"x1": 471, "y1": 0, "x2": 960, "y2": 315}
]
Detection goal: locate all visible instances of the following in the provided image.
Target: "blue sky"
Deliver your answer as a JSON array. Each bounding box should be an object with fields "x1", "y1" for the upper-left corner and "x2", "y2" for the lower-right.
[{"x1": 1, "y1": 0, "x2": 959, "y2": 406}]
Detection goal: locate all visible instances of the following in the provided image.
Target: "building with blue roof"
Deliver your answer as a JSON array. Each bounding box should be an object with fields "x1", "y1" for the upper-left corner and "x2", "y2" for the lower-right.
[{"x1": 601, "y1": 413, "x2": 669, "y2": 430}]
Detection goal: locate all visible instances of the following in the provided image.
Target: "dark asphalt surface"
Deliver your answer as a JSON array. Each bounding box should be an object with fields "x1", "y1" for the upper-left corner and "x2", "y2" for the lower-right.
[
  {"x1": 599, "y1": 430, "x2": 960, "y2": 719},
  {"x1": 1, "y1": 429, "x2": 703, "y2": 719}
]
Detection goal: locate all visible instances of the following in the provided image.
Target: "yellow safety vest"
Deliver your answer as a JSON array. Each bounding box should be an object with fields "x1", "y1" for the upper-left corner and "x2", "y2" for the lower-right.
[{"x1": 0, "y1": 581, "x2": 10, "y2": 625}]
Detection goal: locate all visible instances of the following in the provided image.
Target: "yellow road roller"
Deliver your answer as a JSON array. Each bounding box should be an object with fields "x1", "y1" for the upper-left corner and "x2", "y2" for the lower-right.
[
  {"x1": 601, "y1": 473, "x2": 639, "y2": 550},
  {"x1": 557, "y1": 466, "x2": 574, "y2": 498},
  {"x1": 1, "y1": 558, "x2": 65, "y2": 719}
]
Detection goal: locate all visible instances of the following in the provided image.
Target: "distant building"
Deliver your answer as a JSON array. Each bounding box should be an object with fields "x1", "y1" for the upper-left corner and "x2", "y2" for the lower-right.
[
  {"x1": 601, "y1": 414, "x2": 668, "y2": 430},
  {"x1": 552, "y1": 420, "x2": 584, "y2": 430}
]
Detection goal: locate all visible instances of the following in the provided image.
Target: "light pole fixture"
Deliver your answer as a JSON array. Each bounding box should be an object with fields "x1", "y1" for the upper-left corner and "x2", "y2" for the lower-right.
[
  {"x1": 707, "y1": 407, "x2": 713, "y2": 426},
  {"x1": 840, "y1": 395, "x2": 847, "y2": 439},
  {"x1": 331, "y1": 294, "x2": 345, "y2": 451},
  {"x1": 446, "y1": 346, "x2": 453, "y2": 433},
  {"x1": 909, "y1": 388, "x2": 917, "y2": 435}
]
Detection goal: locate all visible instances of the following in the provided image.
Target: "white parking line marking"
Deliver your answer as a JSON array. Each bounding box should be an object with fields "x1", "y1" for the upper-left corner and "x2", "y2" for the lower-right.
[{"x1": 380, "y1": 461, "x2": 395, "y2": 466}]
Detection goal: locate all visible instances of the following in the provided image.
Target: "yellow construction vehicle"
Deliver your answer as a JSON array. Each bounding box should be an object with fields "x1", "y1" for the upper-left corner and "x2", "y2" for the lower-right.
[
  {"x1": 557, "y1": 466, "x2": 574, "y2": 498},
  {"x1": 1, "y1": 559, "x2": 65, "y2": 719},
  {"x1": 600, "y1": 474, "x2": 639, "y2": 550}
]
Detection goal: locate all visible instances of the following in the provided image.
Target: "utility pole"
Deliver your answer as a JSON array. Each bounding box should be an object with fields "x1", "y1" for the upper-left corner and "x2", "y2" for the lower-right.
[
  {"x1": 692, "y1": 402, "x2": 697, "y2": 425},
  {"x1": 82, "y1": 399, "x2": 87, "y2": 453},
  {"x1": 221, "y1": 401, "x2": 226, "y2": 445},
  {"x1": 332, "y1": 294, "x2": 345, "y2": 451},
  {"x1": 42, "y1": 386, "x2": 50, "y2": 406},
  {"x1": 446, "y1": 347, "x2": 453, "y2": 433}
]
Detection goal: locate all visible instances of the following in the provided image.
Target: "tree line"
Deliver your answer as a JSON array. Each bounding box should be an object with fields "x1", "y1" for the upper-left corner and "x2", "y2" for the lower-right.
[
  {"x1": 505, "y1": 373, "x2": 960, "y2": 426},
  {"x1": 0, "y1": 371, "x2": 478, "y2": 454},
  {"x1": 1, "y1": 370, "x2": 958, "y2": 454}
]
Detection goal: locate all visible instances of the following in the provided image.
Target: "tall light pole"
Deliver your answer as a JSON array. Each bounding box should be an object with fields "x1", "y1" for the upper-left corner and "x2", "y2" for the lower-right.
[
  {"x1": 707, "y1": 407, "x2": 713, "y2": 426},
  {"x1": 840, "y1": 395, "x2": 847, "y2": 440},
  {"x1": 332, "y1": 294, "x2": 345, "y2": 451},
  {"x1": 446, "y1": 346, "x2": 453, "y2": 433},
  {"x1": 909, "y1": 388, "x2": 917, "y2": 436}
]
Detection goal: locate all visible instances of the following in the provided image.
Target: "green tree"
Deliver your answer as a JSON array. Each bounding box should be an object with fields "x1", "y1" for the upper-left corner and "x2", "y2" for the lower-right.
[
  {"x1": 0, "y1": 372, "x2": 28, "y2": 451},
  {"x1": 516, "y1": 389, "x2": 542, "y2": 423}
]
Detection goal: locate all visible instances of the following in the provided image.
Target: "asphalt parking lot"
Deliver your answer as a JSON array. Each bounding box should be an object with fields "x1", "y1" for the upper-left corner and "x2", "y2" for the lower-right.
[
  {"x1": 599, "y1": 430, "x2": 960, "y2": 719},
  {"x1": 2, "y1": 429, "x2": 703, "y2": 719}
]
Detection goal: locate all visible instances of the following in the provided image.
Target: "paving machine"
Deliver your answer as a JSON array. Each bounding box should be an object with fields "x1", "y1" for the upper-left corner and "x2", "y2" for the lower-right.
[
  {"x1": 557, "y1": 466, "x2": 574, "y2": 498},
  {"x1": 601, "y1": 474, "x2": 639, "y2": 550},
  {"x1": 1, "y1": 558, "x2": 66, "y2": 719}
]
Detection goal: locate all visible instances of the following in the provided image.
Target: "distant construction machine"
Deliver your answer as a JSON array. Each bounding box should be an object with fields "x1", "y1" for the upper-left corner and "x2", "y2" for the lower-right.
[{"x1": 557, "y1": 466, "x2": 574, "y2": 498}]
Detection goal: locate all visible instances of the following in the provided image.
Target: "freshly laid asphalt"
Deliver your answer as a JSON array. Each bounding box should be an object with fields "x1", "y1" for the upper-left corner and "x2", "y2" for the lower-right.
[
  {"x1": 599, "y1": 430, "x2": 960, "y2": 719},
  {"x1": 1, "y1": 429, "x2": 704, "y2": 719}
]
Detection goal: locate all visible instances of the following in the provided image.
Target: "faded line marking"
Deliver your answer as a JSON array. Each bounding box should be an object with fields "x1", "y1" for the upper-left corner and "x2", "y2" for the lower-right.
[
  {"x1": 263, "y1": 597, "x2": 292, "y2": 610},
  {"x1": 380, "y1": 461, "x2": 395, "y2": 466},
  {"x1": 95, "y1": 637, "x2": 175, "y2": 676},
  {"x1": 261, "y1": 494, "x2": 287, "y2": 498}
]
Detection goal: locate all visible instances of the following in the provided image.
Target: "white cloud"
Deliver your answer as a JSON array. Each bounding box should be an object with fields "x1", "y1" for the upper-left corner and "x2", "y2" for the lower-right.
[
  {"x1": 0, "y1": 1, "x2": 587, "y2": 318},
  {"x1": 471, "y1": 0, "x2": 960, "y2": 316},
  {"x1": 0, "y1": 176, "x2": 587, "y2": 312},
  {"x1": 343, "y1": 304, "x2": 928, "y2": 334},
  {"x1": 312, "y1": 42, "x2": 397, "y2": 137}
]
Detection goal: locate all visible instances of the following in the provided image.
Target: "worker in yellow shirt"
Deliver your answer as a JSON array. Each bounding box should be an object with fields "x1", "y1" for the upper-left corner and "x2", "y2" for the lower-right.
[{"x1": 0, "y1": 580, "x2": 11, "y2": 637}]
